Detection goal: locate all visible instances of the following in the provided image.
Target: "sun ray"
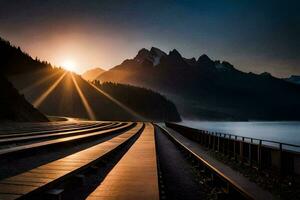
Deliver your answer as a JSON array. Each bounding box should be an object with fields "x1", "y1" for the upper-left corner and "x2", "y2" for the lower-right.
[
  {"x1": 21, "y1": 70, "x2": 61, "y2": 94},
  {"x1": 33, "y1": 72, "x2": 67, "y2": 107},
  {"x1": 71, "y1": 73, "x2": 96, "y2": 120},
  {"x1": 87, "y1": 81, "x2": 146, "y2": 121}
]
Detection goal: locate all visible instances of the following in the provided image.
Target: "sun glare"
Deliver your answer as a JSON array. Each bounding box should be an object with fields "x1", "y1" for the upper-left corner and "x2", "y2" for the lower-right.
[{"x1": 62, "y1": 59, "x2": 77, "y2": 72}]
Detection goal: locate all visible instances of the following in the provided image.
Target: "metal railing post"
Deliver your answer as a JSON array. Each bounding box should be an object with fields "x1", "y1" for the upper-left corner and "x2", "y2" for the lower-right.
[
  {"x1": 249, "y1": 138, "x2": 253, "y2": 167},
  {"x1": 234, "y1": 136, "x2": 237, "y2": 161},
  {"x1": 240, "y1": 137, "x2": 244, "y2": 164},
  {"x1": 223, "y1": 134, "x2": 226, "y2": 154},
  {"x1": 279, "y1": 143, "x2": 283, "y2": 175},
  {"x1": 213, "y1": 133, "x2": 216, "y2": 150},
  {"x1": 217, "y1": 133, "x2": 220, "y2": 152},
  {"x1": 258, "y1": 140, "x2": 262, "y2": 171}
]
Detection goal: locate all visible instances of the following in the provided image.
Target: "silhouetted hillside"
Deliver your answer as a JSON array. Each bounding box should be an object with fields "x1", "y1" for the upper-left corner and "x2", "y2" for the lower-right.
[
  {"x1": 82, "y1": 68, "x2": 105, "y2": 81},
  {"x1": 0, "y1": 37, "x2": 181, "y2": 121},
  {"x1": 92, "y1": 81, "x2": 181, "y2": 121},
  {"x1": 97, "y1": 47, "x2": 300, "y2": 120},
  {"x1": 0, "y1": 75, "x2": 48, "y2": 122},
  {"x1": 9, "y1": 69, "x2": 141, "y2": 121},
  {"x1": 0, "y1": 37, "x2": 52, "y2": 75},
  {"x1": 9, "y1": 69, "x2": 181, "y2": 121}
]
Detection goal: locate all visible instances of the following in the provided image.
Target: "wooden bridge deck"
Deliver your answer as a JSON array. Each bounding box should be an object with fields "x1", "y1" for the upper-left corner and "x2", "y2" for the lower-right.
[
  {"x1": 87, "y1": 123, "x2": 159, "y2": 200},
  {"x1": 0, "y1": 123, "x2": 144, "y2": 200},
  {"x1": 0, "y1": 120, "x2": 279, "y2": 200}
]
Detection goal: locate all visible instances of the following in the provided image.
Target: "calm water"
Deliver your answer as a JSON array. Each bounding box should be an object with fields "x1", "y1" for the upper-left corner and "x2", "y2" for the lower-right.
[{"x1": 180, "y1": 121, "x2": 300, "y2": 147}]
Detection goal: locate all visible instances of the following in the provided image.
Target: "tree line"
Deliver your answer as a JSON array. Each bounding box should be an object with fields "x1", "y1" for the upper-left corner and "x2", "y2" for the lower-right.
[
  {"x1": 0, "y1": 37, "x2": 55, "y2": 75},
  {"x1": 92, "y1": 80, "x2": 181, "y2": 122}
]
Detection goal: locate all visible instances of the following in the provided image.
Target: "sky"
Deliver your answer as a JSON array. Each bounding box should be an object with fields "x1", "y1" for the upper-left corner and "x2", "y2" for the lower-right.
[{"x1": 0, "y1": 0, "x2": 299, "y2": 77}]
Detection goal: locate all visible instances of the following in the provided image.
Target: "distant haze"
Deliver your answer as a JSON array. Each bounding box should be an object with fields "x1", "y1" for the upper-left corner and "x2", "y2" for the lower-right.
[{"x1": 0, "y1": 0, "x2": 299, "y2": 77}]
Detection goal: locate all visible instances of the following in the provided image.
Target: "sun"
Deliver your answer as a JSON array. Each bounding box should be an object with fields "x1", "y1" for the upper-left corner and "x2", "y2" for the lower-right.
[{"x1": 61, "y1": 59, "x2": 77, "y2": 72}]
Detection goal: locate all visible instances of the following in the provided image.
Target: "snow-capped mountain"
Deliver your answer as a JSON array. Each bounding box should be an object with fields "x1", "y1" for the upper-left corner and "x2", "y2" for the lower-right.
[
  {"x1": 134, "y1": 47, "x2": 167, "y2": 66},
  {"x1": 97, "y1": 47, "x2": 300, "y2": 120}
]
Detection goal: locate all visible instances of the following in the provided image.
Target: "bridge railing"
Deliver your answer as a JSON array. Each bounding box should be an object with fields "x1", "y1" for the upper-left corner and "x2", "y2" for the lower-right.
[{"x1": 165, "y1": 122, "x2": 300, "y2": 175}]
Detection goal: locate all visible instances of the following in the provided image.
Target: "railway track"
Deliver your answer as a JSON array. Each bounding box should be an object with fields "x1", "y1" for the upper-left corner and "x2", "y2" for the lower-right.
[{"x1": 0, "y1": 120, "x2": 278, "y2": 200}]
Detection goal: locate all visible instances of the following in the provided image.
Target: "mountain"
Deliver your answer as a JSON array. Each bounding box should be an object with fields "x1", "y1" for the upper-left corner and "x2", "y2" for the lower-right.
[
  {"x1": 0, "y1": 75, "x2": 48, "y2": 122},
  {"x1": 97, "y1": 47, "x2": 300, "y2": 120},
  {"x1": 82, "y1": 67, "x2": 105, "y2": 81},
  {"x1": 9, "y1": 69, "x2": 181, "y2": 121},
  {"x1": 1, "y1": 37, "x2": 180, "y2": 121},
  {"x1": 9, "y1": 69, "x2": 137, "y2": 121},
  {"x1": 284, "y1": 75, "x2": 300, "y2": 85}
]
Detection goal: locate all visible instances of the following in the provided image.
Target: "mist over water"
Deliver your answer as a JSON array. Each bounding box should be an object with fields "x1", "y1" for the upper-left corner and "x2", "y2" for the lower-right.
[{"x1": 180, "y1": 120, "x2": 300, "y2": 146}]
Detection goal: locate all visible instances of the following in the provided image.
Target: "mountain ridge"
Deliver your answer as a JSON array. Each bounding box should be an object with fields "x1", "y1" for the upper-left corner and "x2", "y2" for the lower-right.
[
  {"x1": 97, "y1": 47, "x2": 300, "y2": 120},
  {"x1": 0, "y1": 75, "x2": 48, "y2": 122},
  {"x1": 1, "y1": 37, "x2": 180, "y2": 121},
  {"x1": 82, "y1": 67, "x2": 106, "y2": 81}
]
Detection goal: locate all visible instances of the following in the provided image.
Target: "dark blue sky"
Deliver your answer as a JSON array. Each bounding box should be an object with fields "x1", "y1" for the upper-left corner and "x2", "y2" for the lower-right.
[{"x1": 0, "y1": 0, "x2": 299, "y2": 77}]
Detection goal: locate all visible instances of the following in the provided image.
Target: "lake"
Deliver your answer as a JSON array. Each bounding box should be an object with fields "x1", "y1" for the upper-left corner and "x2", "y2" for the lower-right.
[{"x1": 180, "y1": 121, "x2": 300, "y2": 148}]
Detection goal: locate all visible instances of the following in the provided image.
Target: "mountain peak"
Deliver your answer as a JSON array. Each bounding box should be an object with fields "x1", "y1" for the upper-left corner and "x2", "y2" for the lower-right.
[
  {"x1": 134, "y1": 47, "x2": 167, "y2": 66},
  {"x1": 197, "y1": 54, "x2": 214, "y2": 68},
  {"x1": 82, "y1": 67, "x2": 106, "y2": 81},
  {"x1": 138, "y1": 48, "x2": 149, "y2": 54},
  {"x1": 150, "y1": 47, "x2": 167, "y2": 66},
  {"x1": 150, "y1": 47, "x2": 166, "y2": 55},
  {"x1": 260, "y1": 72, "x2": 272, "y2": 77},
  {"x1": 169, "y1": 49, "x2": 182, "y2": 58},
  {"x1": 159, "y1": 49, "x2": 187, "y2": 67},
  {"x1": 197, "y1": 54, "x2": 212, "y2": 63},
  {"x1": 184, "y1": 57, "x2": 197, "y2": 66},
  {"x1": 134, "y1": 48, "x2": 150, "y2": 62}
]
